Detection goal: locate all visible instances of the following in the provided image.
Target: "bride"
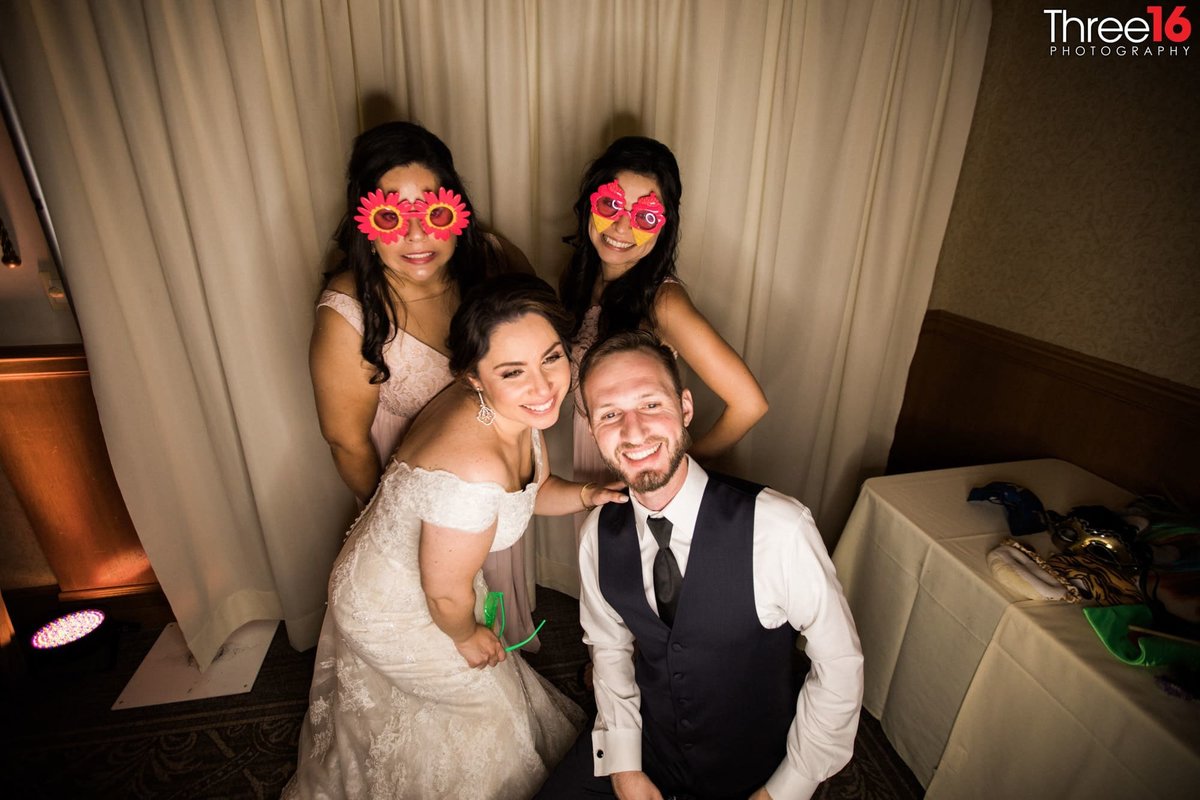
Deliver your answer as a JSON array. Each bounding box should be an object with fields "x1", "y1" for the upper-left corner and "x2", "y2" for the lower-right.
[{"x1": 284, "y1": 274, "x2": 624, "y2": 799}]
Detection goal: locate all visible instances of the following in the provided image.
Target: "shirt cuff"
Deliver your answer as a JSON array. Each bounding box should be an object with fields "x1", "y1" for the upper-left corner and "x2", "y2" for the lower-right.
[
  {"x1": 590, "y1": 728, "x2": 642, "y2": 776},
  {"x1": 765, "y1": 760, "x2": 820, "y2": 800}
]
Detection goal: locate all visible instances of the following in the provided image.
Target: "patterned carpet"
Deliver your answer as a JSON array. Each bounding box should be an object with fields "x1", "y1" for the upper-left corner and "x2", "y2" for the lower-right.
[{"x1": 0, "y1": 589, "x2": 921, "y2": 799}]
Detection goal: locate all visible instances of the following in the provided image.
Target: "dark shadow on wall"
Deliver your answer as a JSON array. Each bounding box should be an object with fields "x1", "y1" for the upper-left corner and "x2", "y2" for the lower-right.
[{"x1": 361, "y1": 93, "x2": 407, "y2": 134}]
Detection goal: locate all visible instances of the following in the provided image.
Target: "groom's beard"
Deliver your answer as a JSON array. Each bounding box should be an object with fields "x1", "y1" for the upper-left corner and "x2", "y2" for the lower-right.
[{"x1": 602, "y1": 428, "x2": 691, "y2": 494}]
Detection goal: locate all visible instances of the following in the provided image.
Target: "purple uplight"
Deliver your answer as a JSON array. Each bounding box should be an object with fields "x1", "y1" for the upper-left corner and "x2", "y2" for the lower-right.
[{"x1": 30, "y1": 609, "x2": 106, "y2": 650}]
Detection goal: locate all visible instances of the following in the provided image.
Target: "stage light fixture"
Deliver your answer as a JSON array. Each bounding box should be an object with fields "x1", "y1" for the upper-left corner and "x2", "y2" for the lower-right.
[{"x1": 30, "y1": 609, "x2": 107, "y2": 650}]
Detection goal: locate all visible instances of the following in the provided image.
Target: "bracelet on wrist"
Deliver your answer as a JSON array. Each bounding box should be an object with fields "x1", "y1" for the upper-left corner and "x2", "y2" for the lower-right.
[{"x1": 580, "y1": 482, "x2": 597, "y2": 510}]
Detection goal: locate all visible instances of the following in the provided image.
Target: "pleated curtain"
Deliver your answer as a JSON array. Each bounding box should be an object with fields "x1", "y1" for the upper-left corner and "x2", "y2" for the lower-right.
[{"x1": 0, "y1": 0, "x2": 991, "y2": 665}]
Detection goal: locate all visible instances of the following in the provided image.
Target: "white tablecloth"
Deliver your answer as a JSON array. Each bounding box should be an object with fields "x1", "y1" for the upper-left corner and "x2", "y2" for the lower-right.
[
  {"x1": 831, "y1": 459, "x2": 1199, "y2": 795},
  {"x1": 928, "y1": 602, "x2": 1200, "y2": 799}
]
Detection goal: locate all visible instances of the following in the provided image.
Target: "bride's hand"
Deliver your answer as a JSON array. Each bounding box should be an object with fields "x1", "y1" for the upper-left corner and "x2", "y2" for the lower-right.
[
  {"x1": 585, "y1": 480, "x2": 629, "y2": 508},
  {"x1": 455, "y1": 624, "x2": 507, "y2": 669}
]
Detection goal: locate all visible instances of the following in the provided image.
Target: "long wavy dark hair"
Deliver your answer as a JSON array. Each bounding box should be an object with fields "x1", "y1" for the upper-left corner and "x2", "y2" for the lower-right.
[
  {"x1": 558, "y1": 136, "x2": 683, "y2": 341},
  {"x1": 448, "y1": 274, "x2": 574, "y2": 380},
  {"x1": 326, "y1": 121, "x2": 501, "y2": 384}
]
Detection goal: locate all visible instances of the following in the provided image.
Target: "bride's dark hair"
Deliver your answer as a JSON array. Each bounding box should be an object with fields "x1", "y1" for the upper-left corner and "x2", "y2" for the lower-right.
[{"x1": 448, "y1": 274, "x2": 574, "y2": 379}]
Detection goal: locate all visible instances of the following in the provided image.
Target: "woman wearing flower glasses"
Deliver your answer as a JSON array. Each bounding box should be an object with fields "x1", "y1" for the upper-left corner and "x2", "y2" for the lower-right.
[
  {"x1": 310, "y1": 121, "x2": 541, "y2": 644},
  {"x1": 559, "y1": 136, "x2": 769, "y2": 533}
]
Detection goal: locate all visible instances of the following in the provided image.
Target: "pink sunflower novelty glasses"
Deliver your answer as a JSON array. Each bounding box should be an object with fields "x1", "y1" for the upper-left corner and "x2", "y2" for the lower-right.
[
  {"x1": 355, "y1": 187, "x2": 471, "y2": 244},
  {"x1": 589, "y1": 180, "x2": 667, "y2": 246}
]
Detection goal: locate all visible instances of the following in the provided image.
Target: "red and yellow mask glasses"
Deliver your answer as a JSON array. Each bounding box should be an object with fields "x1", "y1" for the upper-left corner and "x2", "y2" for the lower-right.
[
  {"x1": 355, "y1": 187, "x2": 470, "y2": 244},
  {"x1": 589, "y1": 180, "x2": 667, "y2": 246}
]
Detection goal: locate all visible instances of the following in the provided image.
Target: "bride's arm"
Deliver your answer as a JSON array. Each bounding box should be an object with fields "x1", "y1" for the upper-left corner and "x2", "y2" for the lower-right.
[
  {"x1": 534, "y1": 474, "x2": 628, "y2": 516},
  {"x1": 419, "y1": 520, "x2": 507, "y2": 668}
]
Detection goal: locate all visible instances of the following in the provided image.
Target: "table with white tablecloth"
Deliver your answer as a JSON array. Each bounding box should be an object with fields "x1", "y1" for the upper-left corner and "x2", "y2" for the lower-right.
[{"x1": 832, "y1": 459, "x2": 1200, "y2": 797}]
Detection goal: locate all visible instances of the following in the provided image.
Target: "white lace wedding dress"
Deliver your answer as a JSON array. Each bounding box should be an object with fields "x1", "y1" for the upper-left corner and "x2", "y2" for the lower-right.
[{"x1": 283, "y1": 430, "x2": 584, "y2": 799}]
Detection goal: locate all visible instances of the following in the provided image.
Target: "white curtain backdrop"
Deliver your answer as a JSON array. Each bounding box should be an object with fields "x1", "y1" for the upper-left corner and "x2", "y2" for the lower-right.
[{"x1": 0, "y1": 0, "x2": 990, "y2": 662}]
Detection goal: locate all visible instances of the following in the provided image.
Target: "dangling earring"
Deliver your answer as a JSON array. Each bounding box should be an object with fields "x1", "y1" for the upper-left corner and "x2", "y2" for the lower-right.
[{"x1": 475, "y1": 388, "x2": 495, "y2": 426}]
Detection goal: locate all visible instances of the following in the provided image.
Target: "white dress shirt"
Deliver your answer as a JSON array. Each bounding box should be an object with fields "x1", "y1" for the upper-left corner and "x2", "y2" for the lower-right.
[{"x1": 578, "y1": 457, "x2": 864, "y2": 800}]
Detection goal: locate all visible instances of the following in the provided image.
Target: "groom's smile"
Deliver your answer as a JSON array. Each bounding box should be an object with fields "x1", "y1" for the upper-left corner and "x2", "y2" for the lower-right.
[{"x1": 583, "y1": 350, "x2": 694, "y2": 506}]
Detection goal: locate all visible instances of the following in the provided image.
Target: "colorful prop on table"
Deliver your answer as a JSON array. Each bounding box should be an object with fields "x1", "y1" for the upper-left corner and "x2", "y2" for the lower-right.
[
  {"x1": 1130, "y1": 495, "x2": 1200, "y2": 628},
  {"x1": 1083, "y1": 603, "x2": 1200, "y2": 668},
  {"x1": 355, "y1": 187, "x2": 470, "y2": 244},
  {"x1": 987, "y1": 538, "x2": 1082, "y2": 603},
  {"x1": 1047, "y1": 550, "x2": 1142, "y2": 605},
  {"x1": 967, "y1": 481, "x2": 1047, "y2": 535},
  {"x1": 1049, "y1": 505, "x2": 1138, "y2": 566},
  {"x1": 483, "y1": 591, "x2": 546, "y2": 653},
  {"x1": 589, "y1": 180, "x2": 667, "y2": 246}
]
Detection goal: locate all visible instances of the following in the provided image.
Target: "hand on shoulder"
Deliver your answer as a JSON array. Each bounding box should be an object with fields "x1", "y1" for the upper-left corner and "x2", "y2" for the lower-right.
[{"x1": 583, "y1": 479, "x2": 630, "y2": 509}]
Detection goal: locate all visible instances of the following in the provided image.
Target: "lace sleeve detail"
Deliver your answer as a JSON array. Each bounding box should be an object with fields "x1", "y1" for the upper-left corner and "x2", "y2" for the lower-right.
[
  {"x1": 317, "y1": 290, "x2": 364, "y2": 335},
  {"x1": 396, "y1": 466, "x2": 504, "y2": 533}
]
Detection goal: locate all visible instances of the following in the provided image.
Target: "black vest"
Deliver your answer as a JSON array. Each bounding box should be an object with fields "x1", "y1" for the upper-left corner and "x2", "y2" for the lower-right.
[{"x1": 597, "y1": 472, "x2": 799, "y2": 800}]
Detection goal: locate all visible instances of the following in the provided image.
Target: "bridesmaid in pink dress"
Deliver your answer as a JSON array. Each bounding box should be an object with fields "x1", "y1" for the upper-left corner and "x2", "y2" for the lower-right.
[
  {"x1": 560, "y1": 137, "x2": 770, "y2": 544},
  {"x1": 310, "y1": 121, "x2": 542, "y2": 647}
]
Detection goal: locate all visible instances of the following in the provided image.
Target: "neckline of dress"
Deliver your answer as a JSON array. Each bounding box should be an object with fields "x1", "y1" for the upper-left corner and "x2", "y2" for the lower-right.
[
  {"x1": 394, "y1": 430, "x2": 542, "y2": 495},
  {"x1": 321, "y1": 289, "x2": 451, "y2": 361},
  {"x1": 395, "y1": 329, "x2": 450, "y2": 361}
]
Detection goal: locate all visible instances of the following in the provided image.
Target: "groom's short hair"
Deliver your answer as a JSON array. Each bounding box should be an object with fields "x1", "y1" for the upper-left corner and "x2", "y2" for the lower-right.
[{"x1": 578, "y1": 330, "x2": 683, "y2": 414}]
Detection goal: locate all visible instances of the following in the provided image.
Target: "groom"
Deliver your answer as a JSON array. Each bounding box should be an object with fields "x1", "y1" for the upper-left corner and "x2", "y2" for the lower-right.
[{"x1": 539, "y1": 331, "x2": 863, "y2": 800}]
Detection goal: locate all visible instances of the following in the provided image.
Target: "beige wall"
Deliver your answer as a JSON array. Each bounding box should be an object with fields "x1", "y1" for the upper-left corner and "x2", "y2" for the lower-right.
[{"x1": 930, "y1": 0, "x2": 1199, "y2": 388}]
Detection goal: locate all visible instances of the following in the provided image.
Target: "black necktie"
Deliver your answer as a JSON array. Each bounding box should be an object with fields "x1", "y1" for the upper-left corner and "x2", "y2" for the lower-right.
[{"x1": 648, "y1": 516, "x2": 682, "y2": 626}]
